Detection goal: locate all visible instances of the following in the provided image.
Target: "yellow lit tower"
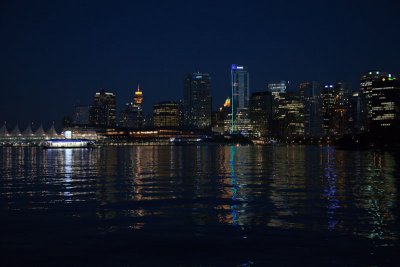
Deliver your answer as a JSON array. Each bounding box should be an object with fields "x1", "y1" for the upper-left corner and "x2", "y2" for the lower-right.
[
  {"x1": 133, "y1": 84, "x2": 143, "y2": 109},
  {"x1": 132, "y1": 84, "x2": 144, "y2": 128}
]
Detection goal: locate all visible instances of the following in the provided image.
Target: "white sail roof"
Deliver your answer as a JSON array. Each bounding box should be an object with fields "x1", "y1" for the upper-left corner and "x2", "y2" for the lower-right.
[
  {"x1": 34, "y1": 124, "x2": 45, "y2": 136},
  {"x1": 10, "y1": 123, "x2": 21, "y2": 136},
  {"x1": 22, "y1": 123, "x2": 34, "y2": 136},
  {"x1": 46, "y1": 123, "x2": 59, "y2": 137},
  {"x1": 0, "y1": 122, "x2": 9, "y2": 136}
]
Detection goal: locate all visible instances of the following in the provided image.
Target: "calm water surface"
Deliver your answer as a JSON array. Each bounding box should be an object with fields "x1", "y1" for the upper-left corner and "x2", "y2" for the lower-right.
[{"x1": 0, "y1": 145, "x2": 399, "y2": 265}]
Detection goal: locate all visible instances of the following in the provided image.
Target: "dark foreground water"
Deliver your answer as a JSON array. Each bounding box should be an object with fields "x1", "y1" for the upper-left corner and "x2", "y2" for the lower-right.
[{"x1": 0, "y1": 145, "x2": 399, "y2": 266}]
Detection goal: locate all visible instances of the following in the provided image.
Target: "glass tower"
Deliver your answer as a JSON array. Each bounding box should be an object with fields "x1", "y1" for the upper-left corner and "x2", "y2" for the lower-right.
[{"x1": 231, "y1": 64, "x2": 249, "y2": 132}]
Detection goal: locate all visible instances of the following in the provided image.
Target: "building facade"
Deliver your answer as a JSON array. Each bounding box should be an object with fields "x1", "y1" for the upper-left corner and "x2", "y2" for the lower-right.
[
  {"x1": 183, "y1": 72, "x2": 212, "y2": 129},
  {"x1": 299, "y1": 82, "x2": 323, "y2": 137},
  {"x1": 231, "y1": 64, "x2": 249, "y2": 131},
  {"x1": 370, "y1": 78, "x2": 400, "y2": 137},
  {"x1": 153, "y1": 101, "x2": 182, "y2": 128},
  {"x1": 249, "y1": 91, "x2": 273, "y2": 137},
  {"x1": 90, "y1": 89, "x2": 116, "y2": 127},
  {"x1": 120, "y1": 85, "x2": 144, "y2": 129}
]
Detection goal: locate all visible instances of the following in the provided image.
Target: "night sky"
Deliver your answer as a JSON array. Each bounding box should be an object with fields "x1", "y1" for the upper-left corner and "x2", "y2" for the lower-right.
[{"x1": 1, "y1": 0, "x2": 399, "y2": 129}]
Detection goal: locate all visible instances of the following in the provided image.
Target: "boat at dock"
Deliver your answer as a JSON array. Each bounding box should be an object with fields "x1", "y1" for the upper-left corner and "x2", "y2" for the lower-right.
[{"x1": 42, "y1": 139, "x2": 95, "y2": 149}]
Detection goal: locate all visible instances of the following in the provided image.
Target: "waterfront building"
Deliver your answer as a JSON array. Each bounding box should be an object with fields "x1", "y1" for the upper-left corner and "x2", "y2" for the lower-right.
[
  {"x1": 46, "y1": 123, "x2": 60, "y2": 138},
  {"x1": 0, "y1": 123, "x2": 9, "y2": 138},
  {"x1": 153, "y1": 101, "x2": 182, "y2": 128},
  {"x1": 274, "y1": 93, "x2": 304, "y2": 138},
  {"x1": 211, "y1": 97, "x2": 231, "y2": 134},
  {"x1": 350, "y1": 91, "x2": 363, "y2": 134},
  {"x1": 360, "y1": 71, "x2": 388, "y2": 131},
  {"x1": 321, "y1": 84, "x2": 336, "y2": 137},
  {"x1": 183, "y1": 72, "x2": 212, "y2": 129},
  {"x1": 231, "y1": 65, "x2": 250, "y2": 132},
  {"x1": 35, "y1": 124, "x2": 46, "y2": 137},
  {"x1": 370, "y1": 77, "x2": 400, "y2": 137},
  {"x1": 90, "y1": 89, "x2": 116, "y2": 127},
  {"x1": 120, "y1": 103, "x2": 137, "y2": 128},
  {"x1": 321, "y1": 82, "x2": 353, "y2": 138},
  {"x1": 10, "y1": 123, "x2": 21, "y2": 137},
  {"x1": 22, "y1": 123, "x2": 34, "y2": 137},
  {"x1": 332, "y1": 81, "x2": 352, "y2": 137},
  {"x1": 299, "y1": 82, "x2": 323, "y2": 137},
  {"x1": 120, "y1": 85, "x2": 144, "y2": 129},
  {"x1": 249, "y1": 91, "x2": 273, "y2": 137},
  {"x1": 132, "y1": 84, "x2": 144, "y2": 128},
  {"x1": 234, "y1": 108, "x2": 252, "y2": 134}
]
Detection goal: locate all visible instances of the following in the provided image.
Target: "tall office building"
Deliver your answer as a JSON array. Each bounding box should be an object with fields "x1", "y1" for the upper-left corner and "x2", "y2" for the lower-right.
[
  {"x1": 332, "y1": 81, "x2": 352, "y2": 136},
  {"x1": 120, "y1": 85, "x2": 144, "y2": 129},
  {"x1": 321, "y1": 84, "x2": 336, "y2": 137},
  {"x1": 274, "y1": 92, "x2": 304, "y2": 138},
  {"x1": 90, "y1": 89, "x2": 116, "y2": 127},
  {"x1": 299, "y1": 82, "x2": 323, "y2": 137},
  {"x1": 360, "y1": 71, "x2": 388, "y2": 131},
  {"x1": 249, "y1": 91, "x2": 273, "y2": 137},
  {"x1": 268, "y1": 81, "x2": 289, "y2": 119},
  {"x1": 268, "y1": 81, "x2": 288, "y2": 98},
  {"x1": 231, "y1": 64, "x2": 249, "y2": 131},
  {"x1": 153, "y1": 101, "x2": 182, "y2": 128},
  {"x1": 350, "y1": 91, "x2": 363, "y2": 134},
  {"x1": 370, "y1": 77, "x2": 400, "y2": 136},
  {"x1": 183, "y1": 72, "x2": 212, "y2": 129}
]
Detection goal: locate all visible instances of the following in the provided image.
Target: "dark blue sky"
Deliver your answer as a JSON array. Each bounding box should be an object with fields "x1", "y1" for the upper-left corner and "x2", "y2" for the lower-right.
[{"x1": 1, "y1": 0, "x2": 399, "y2": 128}]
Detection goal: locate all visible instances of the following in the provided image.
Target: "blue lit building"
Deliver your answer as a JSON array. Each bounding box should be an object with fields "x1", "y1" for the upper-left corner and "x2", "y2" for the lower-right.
[{"x1": 231, "y1": 64, "x2": 249, "y2": 131}]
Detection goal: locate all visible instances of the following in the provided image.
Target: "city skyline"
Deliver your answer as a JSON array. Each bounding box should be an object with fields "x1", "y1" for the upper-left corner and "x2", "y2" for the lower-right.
[{"x1": 1, "y1": 0, "x2": 400, "y2": 127}]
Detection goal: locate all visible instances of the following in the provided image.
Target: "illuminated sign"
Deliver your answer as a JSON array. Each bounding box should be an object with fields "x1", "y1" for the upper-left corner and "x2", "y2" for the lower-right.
[{"x1": 231, "y1": 64, "x2": 244, "y2": 70}]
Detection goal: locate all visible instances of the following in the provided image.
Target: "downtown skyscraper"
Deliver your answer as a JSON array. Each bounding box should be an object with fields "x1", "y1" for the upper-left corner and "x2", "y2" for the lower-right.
[
  {"x1": 183, "y1": 72, "x2": 212, "y2": 129},
  {"x1": 231, "y1": 64, "x2": 249, "y2": 131},
  {"x1": 90, "y1": 89, "x2": 116, "y2": 127}
]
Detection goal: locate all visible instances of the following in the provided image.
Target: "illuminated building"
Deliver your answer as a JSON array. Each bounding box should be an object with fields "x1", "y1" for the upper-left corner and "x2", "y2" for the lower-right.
[
  {"x1": 46, "y1": 123, "x2": 60, "y2": 138},
  {"x1": 120, "y1": 85, "x2": 144, "y2": 129},
  {"x1": 231, "y1": 64, "x2": 249, "y2": 131},
  {"x1": 183, "y1": 72, "x2": 212, "y2": 129},
  {"x1": 360, "y1": 71, "x2": 388, "y2": 131},
  {"x1": 350, "y1": 91, "x2": 363, "y2": 133},
  {"x1": 321, "y1": 84, "x2": 336, "y2": 137},
  {"x1": 332, "y1": 81, "x2": 352, "y2": 136},
  {"x1": 274, "y1": 93, "x2": 304, "y2": 138},
  {"x1": 268, "y1": 81, "x2": 288, "y2": 98},
  {"x1": 249, "y1": 91, "x2": 273, "y2": 137},
  {"x1": 299, "y1": 82, "x2": 323, "y2": 137},
  {"x1": 268, "y1": 81, "x2": 289, "y2": 119},
  {"x1": 90, "y1": 89, "x2": 116, "y2": 127},
  {"x1": 322, "y1": 82, "x2": 352, "y2": 137},
  {"x1": 370, "y1": 78, "x2": 400, "y2": 135},
  {"x1": 234, "y1": 108, "x2": 252, "y2": 134},
  {"x1": 212, "y1": 97, "x2": 231, "y2": 133},
  {"x1": 153, "y1": 101, "x2": 182, "y2": 128},
  {"x1": 134, "y1": 84, "x2": 143, "y2": 107},
  {"x1": 0, "y1": 123, "x2": 59, "y2": 144},
  {"x1": 120, "y1": 103, "x2": 137, "y2": 128}
]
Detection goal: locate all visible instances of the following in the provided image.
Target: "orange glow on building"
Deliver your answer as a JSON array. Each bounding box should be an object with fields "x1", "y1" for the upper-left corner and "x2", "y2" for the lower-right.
[
  {"x1": 223, "y1": 97, "x2": 231, "y2": 108},
  {"x1": 134, "y1": 84, "x2": 143, "y2": 105}
]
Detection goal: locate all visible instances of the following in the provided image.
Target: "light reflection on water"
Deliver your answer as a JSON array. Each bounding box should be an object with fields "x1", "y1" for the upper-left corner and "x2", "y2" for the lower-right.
[{"x1": 0, "y1": 145, "x2": 399, "y2": 245}]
